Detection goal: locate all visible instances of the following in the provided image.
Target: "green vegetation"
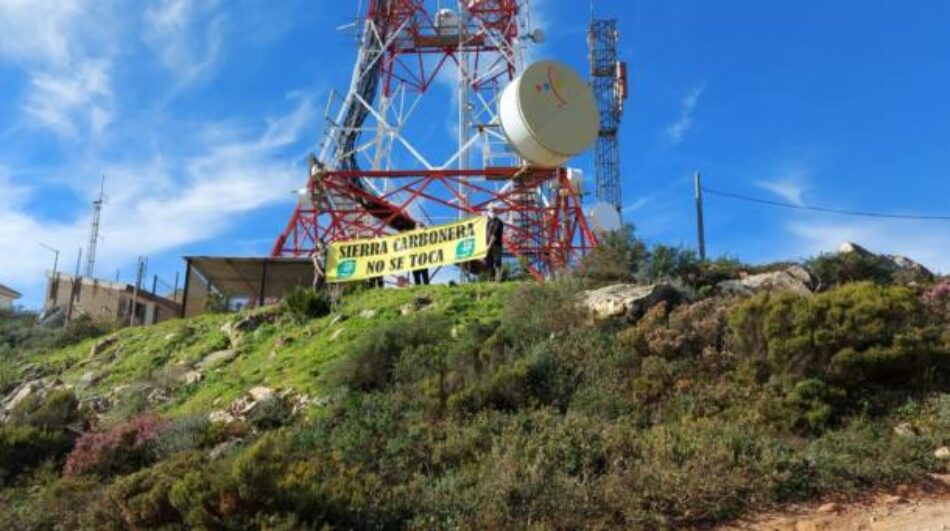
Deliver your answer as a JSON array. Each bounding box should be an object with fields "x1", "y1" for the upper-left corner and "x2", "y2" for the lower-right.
[{"x1": 1, "y1": 249, "x2": 949, "y2": 528}]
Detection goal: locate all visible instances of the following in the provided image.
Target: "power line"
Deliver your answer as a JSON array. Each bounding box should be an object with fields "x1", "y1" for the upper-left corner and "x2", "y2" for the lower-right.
[{"x1": 702, "y1": 186, "x2": 950, "y2": 221}]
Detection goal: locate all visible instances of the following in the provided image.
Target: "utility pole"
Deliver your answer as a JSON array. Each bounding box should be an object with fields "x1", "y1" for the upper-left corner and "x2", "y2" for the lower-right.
[
  {"x1": 39, "y1": 243, "x2": 60, "y2": 279},
  {"x1": 40, "y1": 243, "x2": 60, "y2": 307},
  {"x1": 66, "y1": 247, "x2": 82, "y2": 327},
  {"x1": 85, "y1": 176, "x2": 105, "y2": 278},
  {"x1": 129, "y1": 257, "x2": 145, "y2": 327},
  {"x1": 694, "y1": 172, "x2": 706, "y2": 261}
]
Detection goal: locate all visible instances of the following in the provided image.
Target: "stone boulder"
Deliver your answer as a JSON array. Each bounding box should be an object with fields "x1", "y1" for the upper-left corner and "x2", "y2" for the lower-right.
[
  {"x1": 400, "y1": 295, "x2": 434, "y2": 315},
  {"x1": 197, "y1": 349, "x2": 237, "y2": 370},
  {"x1": 717, "y1": 266, "x2": 815, "y2": 297},
  {"x1": 221, "y1": 311, "x2": 279, "y2": 347},
  {"x1": 89, "y1": 336, "x2": 118, "y2": 358},
  {"x1": 1, "y1": 379, "x2": 45, "y2": 414},
  {"x1": 78, "y1": 371, "x2": 102, "y2": 390},
  {"x1": 181, "y1": 370, "x2": 203, "y2": 385},
  {"x1": 839, "y1": 241, "x2": 935, "y2": 282},
  {"x1": 580, "y1": 283, "x2": 686, "y2": 321}
]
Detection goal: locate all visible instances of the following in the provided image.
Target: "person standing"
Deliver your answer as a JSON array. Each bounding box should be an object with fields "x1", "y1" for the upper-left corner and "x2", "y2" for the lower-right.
[
  {"x1": 311, "y1": 241, "x2": 327, "y2": 292},
  {"x1": 485, "y1": 206, "x2": 505, "y2": 282},
  {"x1": 412, "y1": 268, "x2": 430, "y2": 286}
]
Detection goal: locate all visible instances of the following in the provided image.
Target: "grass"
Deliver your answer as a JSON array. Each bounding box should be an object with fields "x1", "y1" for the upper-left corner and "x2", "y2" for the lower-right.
[{"x1": 8, "y1": 282, "x2": 518, "y2": 418}]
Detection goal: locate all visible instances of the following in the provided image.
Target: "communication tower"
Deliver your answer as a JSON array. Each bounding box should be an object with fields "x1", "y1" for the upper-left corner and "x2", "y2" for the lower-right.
[
  {"x1": 588, "y1": 19, "x2": 627, "y2": 217},
  {"x1": 272, "y1": 0, "x2": 598, "y2": 279},
  {"x1": 84, "y1": 176, "x2": 105, "y2": 278}
]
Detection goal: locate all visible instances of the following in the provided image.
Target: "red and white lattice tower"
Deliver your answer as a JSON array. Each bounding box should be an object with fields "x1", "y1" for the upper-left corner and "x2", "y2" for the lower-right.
[{"x1": 271, "y1": 0, "x2": 597, "y2": 279}]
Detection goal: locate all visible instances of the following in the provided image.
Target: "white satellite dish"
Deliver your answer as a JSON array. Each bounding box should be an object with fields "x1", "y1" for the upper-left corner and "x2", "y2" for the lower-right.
[
  {"x1": 590, "y1": 202, "x2": 622, "y2": 233},
  {"x1": 498, "y1": 60, "x2": 599, "y2": 167}
]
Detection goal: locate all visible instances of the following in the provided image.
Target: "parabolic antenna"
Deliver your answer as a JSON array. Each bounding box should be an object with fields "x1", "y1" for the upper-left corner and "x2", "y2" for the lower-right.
[
  {"x1": 590, "y1": 201, "x2": 622, "y2": 233},
  {"x1": 499, "y1": 60, "x2": 599, "y2": 167}
]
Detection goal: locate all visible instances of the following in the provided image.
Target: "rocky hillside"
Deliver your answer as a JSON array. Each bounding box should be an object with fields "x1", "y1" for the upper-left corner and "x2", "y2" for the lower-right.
[{"x1": 1, "y1": 239, "x2": 949, "y2": 529}]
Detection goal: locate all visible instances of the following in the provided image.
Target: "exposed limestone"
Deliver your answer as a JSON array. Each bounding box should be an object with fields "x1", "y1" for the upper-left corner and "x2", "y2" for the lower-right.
[
  {"x1": 198, "y1": 349, "x2": 237, "y2": 369},
  {"x1": 717, "y1": 266, "x2": 815, "y2": 297},
  {"x1": 89, "y1": 336, "x2": 118, "y2": 358},
  {"x1": 181, "y1": 370, "x2": 204, "y2": 385},
  {"x1": 579, "y1": 283, "x2": 685, "y2": 321},
  {"x1": 839, "y1": 241, "x2": 935, "y2": 282}
]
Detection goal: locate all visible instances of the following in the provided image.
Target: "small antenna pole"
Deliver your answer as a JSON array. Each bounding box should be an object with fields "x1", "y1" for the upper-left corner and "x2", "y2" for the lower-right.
[
  {"x1": 66, "y1": 247, "x2": 82, "y2": 327},
  {"x1": 695, "y1": 172, "x2": 707, "y2": 261},
  {"x1": 85, "y1": 176, "x2": 106, "y2": 278}
]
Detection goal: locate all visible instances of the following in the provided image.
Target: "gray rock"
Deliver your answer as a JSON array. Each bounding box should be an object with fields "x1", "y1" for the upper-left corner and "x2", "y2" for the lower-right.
[
  {"x1": 579, "y1": 283, "x2": 685, "y2": 321},
  {"x1": 401, "y1": 295, "x2": 433, "y2": 315},
  {"x1": 147, "y1": 388, "x2": 172, "y2": 405},
  {"x1": 359, "y1": 309, "x2": 377, "y2": 319},
  {"x1": 935, "y1": 447, "x2": 950, "y2": 460},
  {"x1": 893, "y1": 422, "x2": 919, "y2": 438},
  {"x1": 209, "y1": 438, "x2": 243, "y2": 460},
  {"x1": 208, "y1": 410, "x2": 236, "y2": 424},
  {"x1": 718, "y1": 267, "x2": 815, "y2": 297},
  {"x1": 839, "y1": 241, "x2": 874, "y2": 256},
  {"x1": 181, "y1": 370, "x2": 203, "y2": 385},
  {"x1": 78, "y1": 371, "x2": 100, "y2": 390},
  {"x1": 198, "y1": 349, "x2": 237, "y2": 369},
  {"x1": 248, "y1": 386, "x2": 274, "y2": 402},
  {"x1": 839, "y1": 241, "x2": 935, "y2": 281},
  {"x1": 2, "y1": 379, "x2": 44, "y2": 413},
  {"x1": 81, "y1": 395, "x2": 111, "y2": 413},
  {"x1": 89, "y1": 336, "x2": 118, "y2": 358}
]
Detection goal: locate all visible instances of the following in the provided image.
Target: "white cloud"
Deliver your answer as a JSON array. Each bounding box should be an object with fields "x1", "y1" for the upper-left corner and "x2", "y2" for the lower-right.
[
  {"x1": 0, "y1": 0, "x2": 119, "y2": 139},
  {"x1": 0, "y1": 98, "x2": 316, "y2": 304},
  {"x1": 144, "y1": 0, "x2": 226, "y2": 89},
  {"x1": 666, "y1": 84, "x2": 705, "y2": 145},
  {"x1": 0, "y1": 0, "x2": 85, "y2": 67},
  {"x1": 23, "y1": 59, "x2": 114, "y2": 138}
]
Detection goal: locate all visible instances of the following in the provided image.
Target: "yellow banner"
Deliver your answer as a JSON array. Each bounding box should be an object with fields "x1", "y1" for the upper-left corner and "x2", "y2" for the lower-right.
[{"x1": 326, "y1": 217, "x2": 488, "y2": 283}]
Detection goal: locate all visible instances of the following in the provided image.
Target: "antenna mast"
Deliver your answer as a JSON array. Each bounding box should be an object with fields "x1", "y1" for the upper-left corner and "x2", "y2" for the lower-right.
[
  {"x1": 84, "y1": 176, "x2": 105, "y2": 278},
  {"x1": 588, "y1": 18, "x2": 627, "y2": 217}
]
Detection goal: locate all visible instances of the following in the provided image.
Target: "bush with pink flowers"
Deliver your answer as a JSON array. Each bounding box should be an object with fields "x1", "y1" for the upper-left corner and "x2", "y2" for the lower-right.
[{"x1": 64, "y1": 414, "x2": 168, "y2": 478}]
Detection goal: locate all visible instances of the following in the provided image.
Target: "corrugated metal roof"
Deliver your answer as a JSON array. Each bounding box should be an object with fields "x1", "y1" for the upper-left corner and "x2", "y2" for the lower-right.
[{"x1": 0, "y1": 283, "x2": 21, "y2": 299}]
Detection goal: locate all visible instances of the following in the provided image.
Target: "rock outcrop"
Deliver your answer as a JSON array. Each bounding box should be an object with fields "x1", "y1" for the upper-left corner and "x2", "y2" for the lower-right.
[
  {"x1": 580, "y1": 284, "x2": 685, "y2": 321},
  {"x1": 717, "y1": 266, "x2": 816, "y2": 297},
  {"x1": 839, "y1": 241, "x2": 935, "y2": 282}
]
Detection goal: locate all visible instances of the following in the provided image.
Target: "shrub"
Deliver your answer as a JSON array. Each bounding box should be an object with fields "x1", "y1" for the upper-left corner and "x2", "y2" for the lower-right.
[
  {"x1": 0, "y1": 425, "x2": 73, "y2": 485},
  {"x1": 283, "y1": 287, "x2": 332, "y2": 322},
  {"x1": 246, "y1": 395, "x2": 294, "y2": 430},
  {"x1": 761, "y1": 379, "x2": 848, "y2": 435},
  {"x1": 0, "y1": 389, "x2": 82, "y2": 485},
  {"x1": 8, "y1": 388, "x2": 82, "y2": 429},
  {"x1": 499, "y1": 280, "x2": 586, "y2": 344},
  {"x1": 924, "y1": 280, "x2": 950, "y2": 322},
  {"x1": 729, "y1": 282, "x2": 948, "y2": 389},
  {"x1": 325, "y1": 315, "x2": 452, "y2": 392},
  {"x1": 150, "y1": 415, "x2": 211, "y2": 459},
  {"x1": 807, "y1": 251, "x2": 897, "y2": 288},
  {"x1": 578, "y1": 225, "x2": 646, "y2": 282},
  {"x1": 95, "y1": 452, "x2": 208, "y2": 529},
  {"x1": 64, "y1": 414, "x2": 168, "y2": 477}
]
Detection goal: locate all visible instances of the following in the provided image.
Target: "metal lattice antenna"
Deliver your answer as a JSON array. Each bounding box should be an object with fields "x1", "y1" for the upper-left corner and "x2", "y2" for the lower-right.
[
  {"x1": 84, "y1": 176, "x2": 105, "y2": 278},
  {"x1": 588, "y1": 19, "x2": 627, "y2": 217}
]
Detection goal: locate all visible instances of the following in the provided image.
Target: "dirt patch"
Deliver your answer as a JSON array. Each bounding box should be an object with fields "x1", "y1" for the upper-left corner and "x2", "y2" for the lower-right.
[{"x1": 719, "y1": 474, "x2": 950, "y2": 531}]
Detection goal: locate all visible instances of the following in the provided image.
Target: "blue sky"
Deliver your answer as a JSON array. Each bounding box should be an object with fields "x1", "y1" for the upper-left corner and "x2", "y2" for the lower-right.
[{"x1": 2, "y1": 0, "x2": 949, "y2": 309}]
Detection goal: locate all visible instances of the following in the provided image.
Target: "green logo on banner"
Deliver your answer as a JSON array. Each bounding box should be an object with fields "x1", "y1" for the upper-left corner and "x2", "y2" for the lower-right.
[
  {"x1": 337, "y1": 260, "x2": 356, "y2": 278},
  {"x1": 456, "y1": 238, "x2": 475, "y2": 259}
]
